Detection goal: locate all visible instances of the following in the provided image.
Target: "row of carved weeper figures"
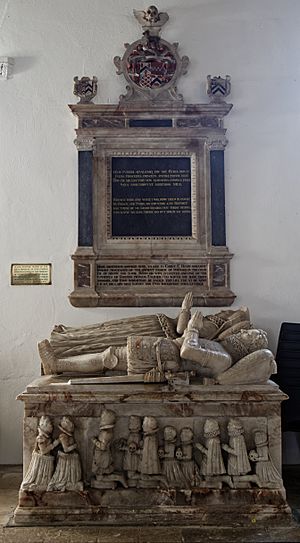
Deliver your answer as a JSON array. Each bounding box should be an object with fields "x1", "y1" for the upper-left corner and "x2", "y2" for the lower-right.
[{"x1": 21, "y1": 410, "x2": 283, "y2": 494}]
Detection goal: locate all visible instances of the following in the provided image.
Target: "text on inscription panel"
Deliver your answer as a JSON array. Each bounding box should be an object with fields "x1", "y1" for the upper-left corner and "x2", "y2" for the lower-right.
[
  {"x1": 97, "y1": 263, "x2": 207, "y2": 287},
  {"x1": 111, "y1": 156, "x2": 192, "y2": 237}
]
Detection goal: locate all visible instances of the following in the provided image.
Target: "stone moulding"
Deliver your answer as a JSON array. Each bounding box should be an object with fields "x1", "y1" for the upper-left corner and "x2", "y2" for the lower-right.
[{"x1": 13, "y1": 377, "x2": 291, "y2": 526}]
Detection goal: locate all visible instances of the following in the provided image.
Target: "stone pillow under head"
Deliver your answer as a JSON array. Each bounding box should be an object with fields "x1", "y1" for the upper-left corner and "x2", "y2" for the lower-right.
[{"x1": 180, "y1": 337, "x2": 232, "y2": 378}]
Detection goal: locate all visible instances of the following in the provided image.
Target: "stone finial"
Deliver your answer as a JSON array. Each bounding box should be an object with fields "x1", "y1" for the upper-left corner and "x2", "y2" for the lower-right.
[
  {"x1": 133, "y1": 5, "x2": 169, "y2": 37},
  {"x1": 207, "y1": 75, "x2": 231, "y2": 102},
  {"x1": 73, "y1": 76, "x2": 98, "y2": 104}
]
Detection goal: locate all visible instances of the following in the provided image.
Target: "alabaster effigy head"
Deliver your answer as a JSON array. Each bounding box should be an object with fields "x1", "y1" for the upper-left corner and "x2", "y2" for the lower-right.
[
  {"x1": 204, "y1": 418, "x2": 220, "y2": 438},
  {"x1": 164, "y1": 426, "x2": 177, "y2": 443},
  {"x1": 220, "y1": 329, "x2": 268, "y2": 363},
  {"x1": 143, "y1": 416, "x2": 159, "y2": 434},
  {"x1": 180, "y1": 427, "x2": 193, "y2": 444},
  {"x1": 99, "y1": 409, "x2": 116, "y2": 430},
  {"x1": 227, "y1": 418, "x2": 244, "y2": 437},
  {"x1": 253, "y1": 429, "x2": 268, "y2": 447},
  {"x1": 59, "y1": 416, "x2": 74, "y2": 436},
  {"x1": 38, "y1": 416, "x2": 53, "y2": 436},
  {"x1": 128, "y1": 415, "x2": 142, "y2": 432}
]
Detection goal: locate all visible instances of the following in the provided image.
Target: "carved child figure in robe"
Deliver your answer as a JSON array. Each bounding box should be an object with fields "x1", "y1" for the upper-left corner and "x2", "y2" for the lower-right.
[
  {"x1": 176, "y1": 427, "x2": 201, "y2": 487},
  {"x1": 195, "y1": 419, "x2": 233, "y2": 488},
  {"x1": 91, "y1": 409, "x2": 127, "y2": 489},
  {"x1": 249, "y1": 429, "x2": 283, "y2": 489},
  {"x1": 159, "y1": 426, "x2": 188, "y2": 488},
  {"x1": 222, "y1": 418, "x2": 254, "y2": 489},
  {"x1": 140, "y1": 416, "x2": 167, "y2": 488},
  {"x1": 121, "y1": 415, "x2": 142, "y2": 486}
]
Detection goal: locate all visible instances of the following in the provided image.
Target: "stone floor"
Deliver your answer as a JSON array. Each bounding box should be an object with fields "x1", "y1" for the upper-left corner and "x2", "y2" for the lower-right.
[{"x1": 0, "y1": 465, "x2": 300, "y2": 542}]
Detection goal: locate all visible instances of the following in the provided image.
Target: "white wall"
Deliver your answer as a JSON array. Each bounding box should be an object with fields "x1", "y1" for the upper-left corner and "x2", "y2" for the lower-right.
[{"x1": 1, "y1": 0, "x2": 300, "y2": 464}]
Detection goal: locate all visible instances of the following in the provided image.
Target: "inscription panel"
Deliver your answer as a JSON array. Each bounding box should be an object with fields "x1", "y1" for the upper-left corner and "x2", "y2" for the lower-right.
[
  {"x1": 11, "y1": 264, "x2": 52, "y2": 285},
  {"x1": 97, "y1": 263, "x2": 207, "y2": 287},
  {"x1": 111, "y1": 156, "x2": 192, "y2": 237}
]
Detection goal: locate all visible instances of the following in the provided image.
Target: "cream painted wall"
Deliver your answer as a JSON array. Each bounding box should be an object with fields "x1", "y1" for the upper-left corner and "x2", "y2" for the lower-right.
[{"x1": 0, "y1": 0, "x2": 300, "y2": 464}]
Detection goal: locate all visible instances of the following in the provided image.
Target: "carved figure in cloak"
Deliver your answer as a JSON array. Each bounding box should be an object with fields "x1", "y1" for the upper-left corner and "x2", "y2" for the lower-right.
[
  {"x1": 158, "y1": 426, "x2": 188, "y2": 488},
  {"x1": 140, "y1": 416, "x2": 166, "y2": 488},
  {"x1": 91, "y1": 409, "x2": 127, "y2": 489},
  {"x1": 222, "y1": 418, "x2": 254, "y2": 488},
  {"x1": 175, "y1": 427, "x2": 201, "y2": 487},
  {"x1": 121, "y1": 415, "x2": 142, "y2": 487},
  {"x1": 195, "y1": 419, "x2": 233, "y2": 488},
  {"x1": 21, "y1": 416, "x2": 59, "y2": 492},
  {"x1": 249, "y1": 429, "x2": 283, "y2": 489},
  {"x1": 47, "y1": 292, "x2": 194, "y2": 359},
  {"x1": 38, "y1": 304, "x2": 277, "y2": 387},
  {"x1": 47, "y1": 417, "x2": 83, "y2": 492}
]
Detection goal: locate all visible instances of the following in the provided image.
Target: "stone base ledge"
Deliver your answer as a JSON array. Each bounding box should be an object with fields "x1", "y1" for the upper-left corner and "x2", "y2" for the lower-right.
[{"x1": 14, "y1": 488, "x2": 291, "y2": 526}]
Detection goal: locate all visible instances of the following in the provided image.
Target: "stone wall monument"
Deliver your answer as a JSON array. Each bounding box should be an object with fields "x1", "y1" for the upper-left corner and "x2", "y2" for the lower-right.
[
  {"x1": 69, "y1": 5, "x2": 235, "y2": 308},
  {"x1": 13, "y1": 5, "x2": 292, "y2": 531}
]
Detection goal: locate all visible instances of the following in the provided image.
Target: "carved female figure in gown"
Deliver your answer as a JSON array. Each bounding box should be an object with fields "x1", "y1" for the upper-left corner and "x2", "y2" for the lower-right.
[
  {"x1": 47, "y1": 417, "x2": 83, "y2": 492},
  {"x1": 49, "y1": 292, "x2": 194, "y2": 358},
  {"x1": 21, "y1": 416, "x2": 58, "y2": 492},
  {"x1": 159, "y1": 426, "x2": 188, "y2": 488},
  {"x1": 249, "y1": 429, "x2": 283, "y2": 489}
]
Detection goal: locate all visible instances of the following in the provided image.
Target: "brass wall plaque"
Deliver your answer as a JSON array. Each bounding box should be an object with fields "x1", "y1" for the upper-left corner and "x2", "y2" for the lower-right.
[{"x1": 11, "y1": 264, "x2": 52, "y2": 285}]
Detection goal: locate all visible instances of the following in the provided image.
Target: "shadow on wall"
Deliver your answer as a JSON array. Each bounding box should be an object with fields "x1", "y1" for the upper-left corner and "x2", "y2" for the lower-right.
[
  {"x1": 13, "y1": 57, "x2": 37, "y2": 75},
  {"x1": 282, "y1": 432, "x2": 300, "y2": 465}
]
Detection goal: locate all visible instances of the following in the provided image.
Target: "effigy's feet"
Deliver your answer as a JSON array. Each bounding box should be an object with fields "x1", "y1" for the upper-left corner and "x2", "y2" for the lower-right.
[
  {"x1": 101, "y1": 346, "x2": 118, "y2": 370},
  {"x1": 38, "y1": 340, "x2": 58, "y2": 375},
  {"x1": 53, "y1": 324, "x2": 66, "y2": 333}
]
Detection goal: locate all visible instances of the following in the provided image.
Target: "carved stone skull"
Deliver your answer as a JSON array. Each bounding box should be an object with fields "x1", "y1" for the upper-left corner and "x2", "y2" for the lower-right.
[
  {"x1": 128, "y1": 442, "x2": 137, "y2": 454},
  {"x1": 145, "y1": 5, "x2": 159, "y2": 23}
]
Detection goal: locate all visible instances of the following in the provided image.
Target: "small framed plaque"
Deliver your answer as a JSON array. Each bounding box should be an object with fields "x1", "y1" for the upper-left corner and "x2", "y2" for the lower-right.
[{"x1": 11, "y1": 264, "x2": 52, "y2": 286}]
